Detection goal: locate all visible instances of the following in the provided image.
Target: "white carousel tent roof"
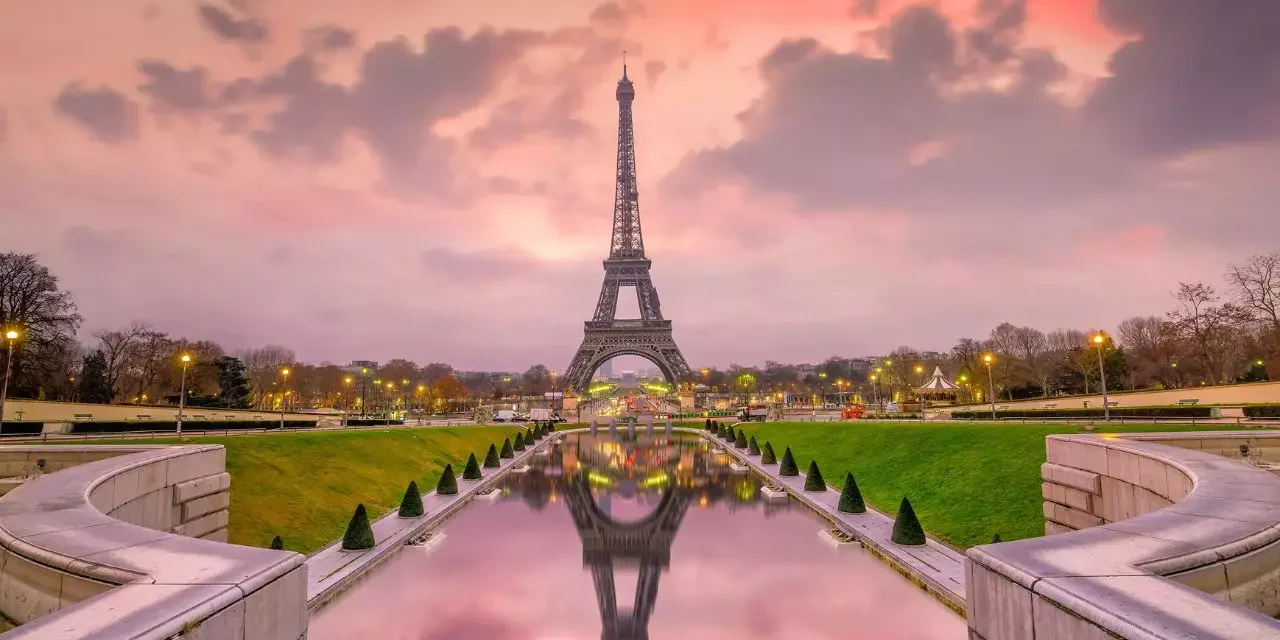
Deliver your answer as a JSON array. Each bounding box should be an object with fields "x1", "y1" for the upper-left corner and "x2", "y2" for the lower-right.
[{"x1": 918, "y1": 366, "x2": 961, "y2": 392}]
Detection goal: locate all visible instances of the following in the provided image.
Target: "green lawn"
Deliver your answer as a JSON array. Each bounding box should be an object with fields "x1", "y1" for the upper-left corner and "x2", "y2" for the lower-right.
[
  {"x1": 92, "y1": 426, "x2": 524, "y2": 554},
  {"x1": 730, "y1": 421, "x2": 1250, "y2": 549}
]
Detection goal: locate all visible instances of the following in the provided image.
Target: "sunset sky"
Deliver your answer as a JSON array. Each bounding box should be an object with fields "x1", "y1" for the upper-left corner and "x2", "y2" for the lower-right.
[{"x1": 3, "y1": 1, "x2": 1278, "y2": 370}]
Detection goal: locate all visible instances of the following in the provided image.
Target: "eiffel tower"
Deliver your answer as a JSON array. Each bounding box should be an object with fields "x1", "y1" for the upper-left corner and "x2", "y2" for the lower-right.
[{"x1": 563, "y1": 62, "x2": 692, "y2": 393}]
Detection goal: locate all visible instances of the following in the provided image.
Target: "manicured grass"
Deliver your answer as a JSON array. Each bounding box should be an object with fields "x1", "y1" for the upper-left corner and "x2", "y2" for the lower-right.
[
  {"x1": 92, "y1": 426, "x2": 523, "y2": 554},
  {"x1": 732, "y1": 421, "x2": 1250, "y2": 549}
]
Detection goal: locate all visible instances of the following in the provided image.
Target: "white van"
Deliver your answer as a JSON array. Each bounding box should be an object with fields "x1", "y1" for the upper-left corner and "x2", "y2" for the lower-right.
[{"x1": 494, "y1": 410, "x2": 518, "y2": 422}]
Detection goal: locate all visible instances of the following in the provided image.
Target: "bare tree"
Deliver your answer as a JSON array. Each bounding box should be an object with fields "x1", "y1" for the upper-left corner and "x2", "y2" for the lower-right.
[
  {"x1": 1118, "y1": 316, "x2": 1181, "y2": 388},
  {"x1": 1228, "y1": 253, "x2": 1280, "y2": 330},
  {"x1": 238, "y1": 345, "x2": 297, "y2": 408},
  {"x1": 1167, "y1": 282, "x2": 1252, "y2": 384},
  {"x1": 1011, "y1": 326, "x2": 1051, "y2": 395},
  {"x1": 93, "y1": 322, "x2": 151, "y2": 401},
  {"x1": 0, "y1": 253, "x2": 82, "y2": 399}
]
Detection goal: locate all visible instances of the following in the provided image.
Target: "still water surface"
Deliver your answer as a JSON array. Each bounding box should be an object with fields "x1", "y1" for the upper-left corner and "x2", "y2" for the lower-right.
[{"x1": 311, "y1": 433, "x2": 964, "y2": 639}]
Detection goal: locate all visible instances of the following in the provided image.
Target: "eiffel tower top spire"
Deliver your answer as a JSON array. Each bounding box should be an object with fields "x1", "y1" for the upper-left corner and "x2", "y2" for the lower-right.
[{"x1": 610, "y1": 57, "x2": 643, "y2": 259}]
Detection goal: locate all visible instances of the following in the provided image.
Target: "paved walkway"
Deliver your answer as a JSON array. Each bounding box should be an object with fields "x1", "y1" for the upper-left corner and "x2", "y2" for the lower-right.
[
  {"x1": 709, "y1": 428, "x2": 967, "y2": 613},
  {"x1": 304, "y1": 430, "x2": 545, "y2": 610}
]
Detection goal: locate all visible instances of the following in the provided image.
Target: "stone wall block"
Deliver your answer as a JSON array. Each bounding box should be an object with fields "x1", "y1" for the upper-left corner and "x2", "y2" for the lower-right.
[
  {"x1": 1106, "y1": 448, "x2": 1143, "y2": 485},
  {"x1": 167, "y1": 449, "x2": 226, "y2": 486},
  {"x1": 244, "y1": 565, "x2": 307, "y2": 640},
  {"x1": 181, "y1": 492, "x2": 231, "y2": 522},
  {"x1": 173, "y1": 472, "x2": 232, "y2": 504},
  {"x1": 966, "y1": 561, "x2": 1034, "y2": 640},
  {"x1": 1041, "y1": 463, "x2": 1101, "y2": 494},
  {"x1": 1046, "y1": 439, "x2": 1108, "y2": 475}
]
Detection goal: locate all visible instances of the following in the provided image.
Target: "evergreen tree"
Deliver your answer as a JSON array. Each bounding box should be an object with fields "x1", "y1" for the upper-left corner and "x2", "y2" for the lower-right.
[
  {"x1": 779, "y1": 447, "x2": 799, "y2": 476},
  {"x1": 500, "y1": 438, "x2": 514, "y2": 458},
  {"x1": 462, "y1": 453, "x2": 482, "y2": 479},
  {"x1": 78, "y1": 350, "x2": 112, "y2": 403},
  {"x1": 514, "y1": 432, "x2": 526, "y2": 451},
  {"x1": 838, "y1": 472, "x2": 866, "y2": 513},
  {"x1": 891, "y1": 497, "x2": 926, "y2": 546},
  {"x1": 804, "y1": 460, "x2": 826, "y2": 491},
  {"x1": 748, "y1": 435, "x2": 761, "y2": 455},
  {"x1": 270, "y1": 535, "x2": 284, "y2": 550},
  {"x1": 341, "y1": 504, "x2": 375, "y2": 550},
  {"x1": 212, "y1": 356, "x2": 251, "y2": 409},
  {"x1": 398, "y1": 480, "x2": 424, "y2": 517},
  {"x1": 725, "y1": 426, "x2": 736, "y2": 442},
  {"x1": 436, "y1": 464, "x2": 458, "y2": 495},
  {"x1": 735, "y1": 429, "x2": 748, "y2": 448},
  {"x1": 484, "y1": 444, "x2": 501, "y2": 468},
  {"x1": 761, "y1": 441, "x2": 777, "y2": 464}
]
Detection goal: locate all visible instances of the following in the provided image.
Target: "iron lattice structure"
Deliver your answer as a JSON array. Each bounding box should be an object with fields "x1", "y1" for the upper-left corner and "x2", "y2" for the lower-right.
[{"x1": 564, "y1": 64, "x2": 692, "y2": 393}]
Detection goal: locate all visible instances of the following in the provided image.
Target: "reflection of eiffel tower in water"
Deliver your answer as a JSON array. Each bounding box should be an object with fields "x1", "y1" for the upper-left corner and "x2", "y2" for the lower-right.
[{"x1": 564, "y1": 440, "x2": 692, "y2": 640}]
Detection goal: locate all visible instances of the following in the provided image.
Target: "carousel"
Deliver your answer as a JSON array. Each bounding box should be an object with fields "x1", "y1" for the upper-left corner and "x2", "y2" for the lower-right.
[{"x1": 917, "y1": 366, "x2": 962, "y2": 410}]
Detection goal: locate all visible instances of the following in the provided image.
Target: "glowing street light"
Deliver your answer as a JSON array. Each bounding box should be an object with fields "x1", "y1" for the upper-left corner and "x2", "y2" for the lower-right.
[
  {"x1": 177, "y1": 354, "x2": 192, "y2": 437},
  {"x1": 983, "y1": 353, "x2": 996, "y2": 420},
  {"x1": 279, "y1": 367, "x2": 290, "y2": 430},
  {"x1": 0, "y1": 329, "x2": 21, "y2": 435},
  {"x1": 1092, "y1": 333, "x2": 1110, "y2": 422}
]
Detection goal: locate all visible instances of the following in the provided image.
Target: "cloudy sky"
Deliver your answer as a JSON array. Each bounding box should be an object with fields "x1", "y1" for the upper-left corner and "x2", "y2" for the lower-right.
[{"x1": 3, "y1": 0, "x2": 1278, "y2": 370}]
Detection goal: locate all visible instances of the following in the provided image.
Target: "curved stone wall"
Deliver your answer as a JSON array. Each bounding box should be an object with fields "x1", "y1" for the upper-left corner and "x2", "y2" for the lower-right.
[
  {"x1": 967, "y1": 432, "x2": 1280, "y2": 639},
  {"x1": 0, "y1": 444, "x2": 305, "y2": 639}
]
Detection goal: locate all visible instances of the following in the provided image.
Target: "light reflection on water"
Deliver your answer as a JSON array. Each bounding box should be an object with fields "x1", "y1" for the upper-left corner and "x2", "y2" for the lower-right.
[{"x1": 310, "y1": 434, "x2": 964, "y2": 639}]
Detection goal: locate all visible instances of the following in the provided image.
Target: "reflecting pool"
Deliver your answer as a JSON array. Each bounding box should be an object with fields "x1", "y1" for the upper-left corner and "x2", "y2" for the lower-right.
[{"x1": 311, "y1": 433, "x2": 964, "y2": 639}]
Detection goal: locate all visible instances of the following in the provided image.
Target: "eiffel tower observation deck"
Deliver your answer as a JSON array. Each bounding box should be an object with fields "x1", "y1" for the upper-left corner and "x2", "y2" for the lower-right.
[{"x1": 564, "y1": 61, "x2": 692, "y2": 393}]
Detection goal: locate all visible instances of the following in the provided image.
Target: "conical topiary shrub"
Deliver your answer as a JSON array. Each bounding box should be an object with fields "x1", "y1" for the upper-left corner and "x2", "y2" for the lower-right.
[
  {"x1": 484, "y1": 444, "x2": 501, "y2": 468},
  {"x1": 270, "y1": 535, "x2": 284, "y2": 550},
  {"x1": 341, "y1": 504, "x2": 375, "y2": 551},
  {"x1": 436, "y1": 464, "x2": 458, "y2": 495},
  {"x1": 779, "y1": 447, "x2": 799, "y2": 476},
  {"x1": 514, "y1": 432, "x2": 526, "y2": 451},
  {"x1": 547, "y1": 422, "x2": 556, "y2": 432},
  {"x1": 748, "y1": 435, "x2": 761, "y2": 455},
  {"x1": 735, "y1": 429, "x2": 748, "y2": 448},
  {"x1": 724, "y1": 426, "x2": 735, "y2": 442},
  {"x1": 500, "y1": 438, "x2": 514, "y2": 458},
  {"x1": 804, "y1": 460, "x2": 826, "y2": 491},
  {"x1": 991, "y1": 533, "x2": 1002, "y2": 544},
  {"x1": 462, "y1": 453, "x2": 483, "y2": 480},
  {"x1": 398, "y1": 480, "x2": 424, "y2": 517},
  {"x1": 891, "y1": 497, "x2": 926, "y2": 546},
  {"x1": 705, "y1": 418, "x2": 712, "y2": 429},
  {"x1": 761, "y1": 441, "x2": 777, "y2": 464},
  {"x1": 838, "y1": 472, "x2": 866, "y2": 513}
]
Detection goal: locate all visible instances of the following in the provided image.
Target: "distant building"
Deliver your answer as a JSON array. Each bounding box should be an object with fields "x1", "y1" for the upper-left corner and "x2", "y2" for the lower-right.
[
  {"x1": 600, "y1": 358, "x2": 614, "y2": 379},
  {"x1": 344, "y1": 361, "x2": 378, "y2": 374}
]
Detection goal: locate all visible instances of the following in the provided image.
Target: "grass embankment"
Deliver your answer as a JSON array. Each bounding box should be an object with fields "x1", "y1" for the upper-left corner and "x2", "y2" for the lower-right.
[
  {"x1": 96, "y1": 426, "x2": 523, "y2": 554},
  {"x1": 732, "y1": 421, "x2": 1248, "y2": 549}
]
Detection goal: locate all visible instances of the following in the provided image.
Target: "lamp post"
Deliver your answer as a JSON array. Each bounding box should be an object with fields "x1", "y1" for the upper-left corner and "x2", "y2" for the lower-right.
[
  {"x1": 1092, "y1": 334, "x2": 1110, "y2": 422},
  {"x1": 342, "y1": 377, "x2": 353, "y2": 427},
  {"x1": 279, "y1": 368, "x2": 290, "y2": 430},
  {"x1": 0, "y1": 329, "x2": 20, "y2": 435},
  {"x1": 983, "y1": 354, "x2": 996, "y2": 420},
  {"x1": 914, "y1": 364, "x2": 925, "y2": 413},
  {"x1": 385, "y1": 382, "x2": 394, "y2": 425},
  {"x1": 176, "y1": 354, "x2": 191, "y2": 437}
]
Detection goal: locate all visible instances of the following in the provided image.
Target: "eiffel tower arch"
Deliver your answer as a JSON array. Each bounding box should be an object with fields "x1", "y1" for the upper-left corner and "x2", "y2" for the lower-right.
[{"x1": 564, "y1": 62, "x2": 692, "y2": 393}]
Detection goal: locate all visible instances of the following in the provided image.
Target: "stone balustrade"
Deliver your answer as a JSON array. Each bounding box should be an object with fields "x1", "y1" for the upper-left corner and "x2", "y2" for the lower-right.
[
  {"x1": 967, "y1": 431, "x2": 1280, "y2": 639},
  {"x1": 0, "y1": 444, "x2": 305, "y2": 639}
]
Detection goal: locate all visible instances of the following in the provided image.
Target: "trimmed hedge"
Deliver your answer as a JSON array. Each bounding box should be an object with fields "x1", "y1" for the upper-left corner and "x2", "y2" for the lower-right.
[
  {"x1": 1245, "y1": 405, "x2": 1280, "y2": 418},
  {"x1": 761, "y1": 442, "x2": 777, "y2": 465},
  {"x1": 952, "y1": 406, "x2": 1212, "y2": 420},
  {"x1": 436, "y1": 464, "x2": 458, "y2": 495},
  {"x1": 69, "y1": 419, "x2": 316, "y2": 434},
  {"x1": 514, "y1": 432, "x2": 526, "y2": 451},
  {"x1": 804, "y1": 460, "x2": 826, "y2": 491},
  {"x1": 483, "y1": 444, "x2": 500, "y2": 468},
  {"x1": 779, "y1": 447, "x2": 799, "y2": 476},
  {"x1": 725, "y1": 426, "x2": 736, "y2": 442},
  {"x1": 891, "y1": 497, "x2": 926, "y2": 546},
  {"x1": 748, "y1": 435, "x2": 760, "y2": 455},
  {"x1": 270, "y1": 535, "x2": 284, "y2": 550},
  {"x1": 462, "y1": 453, "x2": 482, "y2": 480},
  {"x1": 344, "y1": 418, "x2": 406, "y2": 426},
  {"x1": 398, "y1": 481, "x2": 424, "y2": 517},
  {"x1": 341, "y1": 504, "x2": 375, "y2": 550},
  {"x1": 838, "y1": 472, "x2": 865, "y2": 513},
  {"x1": 500, "y1": 438, "x2": 514, "y2": 458},
  {"x1": 0, "y1": 423, "x2": 45, "y2": 436},
  {"x1": 735, "y1": 429, "x2": 748, "y2": 448}
]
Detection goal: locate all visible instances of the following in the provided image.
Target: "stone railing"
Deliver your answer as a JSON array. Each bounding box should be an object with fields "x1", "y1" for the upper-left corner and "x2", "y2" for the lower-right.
[
  {"x1": 967, "y1": 431, "x2": 1280, "y2": 639},
  {"x1": 0, "y1": 444, "x2": 305, "y2": 639}
]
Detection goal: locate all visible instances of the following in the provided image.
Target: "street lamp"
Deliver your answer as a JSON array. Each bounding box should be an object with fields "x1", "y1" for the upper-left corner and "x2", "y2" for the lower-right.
[
  {"x1": 343, "y1": 377, "x2": 353, "y2": 427},
  {"x1": 279, "y1": 368, "x2": 290, "y2": 429},
  {"x1": 386, "y1": 382, "x2": 394, "y2": 425},
  {"x1": 983, "y1": 354, "x2": 996, "y2": 420},
  {"x1": 177, "y1": 354, "x2": 192, "y2": 437},
  {"x1": 0, "y1": 329, "x2": 20, "y2": 435},
  {"x1": 1092, "y1": 334, "x2": 1110, "y2": 422}
]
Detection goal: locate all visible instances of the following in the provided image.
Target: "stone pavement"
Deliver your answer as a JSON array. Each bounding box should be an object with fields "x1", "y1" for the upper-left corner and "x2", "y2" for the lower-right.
[
  {"x1": 710, "y1": 428, "x2": 967, "y2": 613},
  {"x1": 305, "y1": 429, "x2": 543, "y2": 610}
]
